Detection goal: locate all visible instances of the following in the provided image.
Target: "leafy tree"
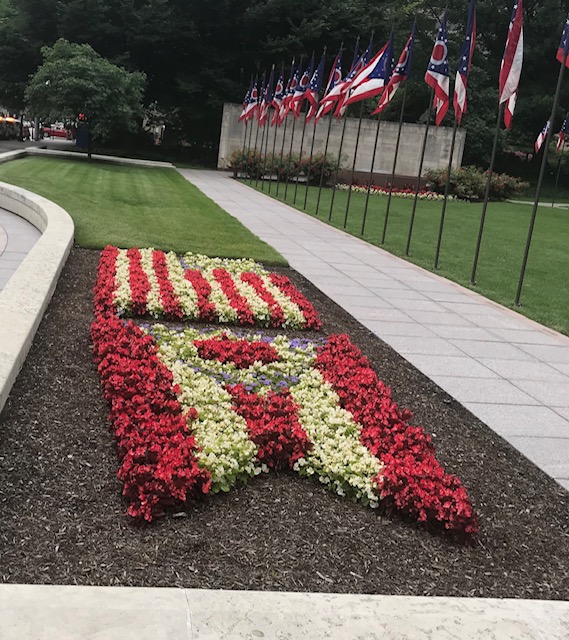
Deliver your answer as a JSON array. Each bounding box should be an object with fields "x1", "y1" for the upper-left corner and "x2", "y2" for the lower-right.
[{"x1": 25, "y1": 38, "x2": 146, "y2": 153}]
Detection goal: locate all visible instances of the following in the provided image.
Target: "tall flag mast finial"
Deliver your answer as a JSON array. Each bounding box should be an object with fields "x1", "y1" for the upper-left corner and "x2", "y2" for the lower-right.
[
  {"x1": 500, "y1": 0, "x2": 524, "y2": 129},
  {"x1": 425, "y1": 12, "x2": 450, "y2": 126}
]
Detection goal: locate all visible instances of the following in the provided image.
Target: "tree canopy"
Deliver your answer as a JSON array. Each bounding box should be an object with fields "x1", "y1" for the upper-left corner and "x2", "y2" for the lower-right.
[
  {"x1": 25, "y1": 38, "x2": 145, "y2": 141},
  {"x1": 0, "y1": 0, "x2": 567, "y2": 167}
]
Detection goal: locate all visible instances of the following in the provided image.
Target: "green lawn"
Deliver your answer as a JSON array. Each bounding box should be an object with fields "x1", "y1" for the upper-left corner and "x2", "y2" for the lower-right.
[
  {"x1": 0, "y1": 157, "x2": 285, "y2": 264},
  {"x1": 251, "y1": 179, "x2": 569, "y2": 335}
]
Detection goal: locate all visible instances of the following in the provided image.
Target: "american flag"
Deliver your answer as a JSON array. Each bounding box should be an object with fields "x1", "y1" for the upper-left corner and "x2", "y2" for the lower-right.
[
  {"x1": 334, "y1": 37, "x2": 372, "y2": 117},
  {"x1": 454, "y1": 0, "x2": 477, "y2": 125},
  {"x1": 557, "y1": 13, "x2": 569, "y2": 67},
  {"x1": 305, "y1": 52, "x2": 326, "y2": 122},
  {"x1": 535, "y1": 120, "x2": 550, "y2": 153},
  {"x1": 239, "y1": 78, "x2": 253, "y2": 122},
  {"x1": 500, "y1": 0, "x2": 523, "y2": 129},
  {"x1": 373, "y1": 21, "x2": 416, "y2": 115},
  {"x1": 557, "y1": 111, "x2": 568, "y2": 153},
  {"x1": 271, "y1": 65, "x2": 286, "y2": 126},
  {"x1": 425, "y1": 14, "x2": 450, "y2": 126},
  {"x1": 259, "y1": 68, "x2": 275, "y2": 126},
  {"x1": 343, "y1": 34, "x2": 394, "y2": 107},
  {"x1": 315, "y1": 46, "x2": 344, "y2": 122},
  {"x1": 291, "y1": 55, "x2": 315, "y2": 118}
]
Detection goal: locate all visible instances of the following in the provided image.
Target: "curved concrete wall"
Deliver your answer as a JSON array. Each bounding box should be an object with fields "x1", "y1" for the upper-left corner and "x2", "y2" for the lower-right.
[{"x1": 0, "y1": 182, "x2": 74, "y2": 413}]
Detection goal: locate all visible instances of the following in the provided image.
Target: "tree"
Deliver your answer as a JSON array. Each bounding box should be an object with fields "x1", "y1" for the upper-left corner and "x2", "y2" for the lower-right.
[{"x1": 25, "y1": 38, "x2": 146, "y2": 154}]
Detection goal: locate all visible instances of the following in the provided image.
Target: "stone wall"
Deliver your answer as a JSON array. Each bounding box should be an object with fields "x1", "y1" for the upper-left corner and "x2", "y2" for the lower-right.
[{"x1": 218, "y1": 103, "x2": 466, "y2": 181}]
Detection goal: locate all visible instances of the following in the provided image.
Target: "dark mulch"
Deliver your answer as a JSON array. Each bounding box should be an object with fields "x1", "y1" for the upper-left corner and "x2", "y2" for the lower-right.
[{"x1": 1, "y1": 247, "x2": 568, "y2": 597}]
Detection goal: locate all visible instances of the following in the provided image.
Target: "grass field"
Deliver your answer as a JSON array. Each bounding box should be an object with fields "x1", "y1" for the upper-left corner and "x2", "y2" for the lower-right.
[
  {"x1": 250, "y1": 178, "x2": 569, "y2": 335},
  {"x1": 0, "y1": 157, "x2": 285, "y2": 264}
]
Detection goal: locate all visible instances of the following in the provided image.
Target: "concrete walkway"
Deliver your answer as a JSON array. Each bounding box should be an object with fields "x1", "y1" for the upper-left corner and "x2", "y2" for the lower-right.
[
  {"x1": 180, "y1": 169, "x2": 569, "y2": 492},
  {"x1": 0, "y1": 207, "x2": 41, "y2": 291}
]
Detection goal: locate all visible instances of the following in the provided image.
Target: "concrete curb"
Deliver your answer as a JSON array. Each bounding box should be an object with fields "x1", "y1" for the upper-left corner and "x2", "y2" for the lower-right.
[
  {"x1": 0, "y1": 181, "x2": 74, "y2": 413},
  {"x1": 26, "y1": 146, "x2": 176, "y2": 169},
  {"x1": 1, "y1": 584, "x2": 568, "y2": 639}
]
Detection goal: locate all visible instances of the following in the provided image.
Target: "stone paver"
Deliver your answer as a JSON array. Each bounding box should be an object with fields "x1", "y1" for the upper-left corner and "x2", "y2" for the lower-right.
[
  {"x1": 0, "y1": 208, "x2": 41, "y2": 291},
  {"x1": 179, "y1": 169, "x2": 569, "y2": 491}
]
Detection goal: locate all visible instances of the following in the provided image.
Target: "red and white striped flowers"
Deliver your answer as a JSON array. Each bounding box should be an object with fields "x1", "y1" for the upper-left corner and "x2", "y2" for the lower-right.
[{"x1": 106, "y1": 246, "x2": 321, "y2": 330}]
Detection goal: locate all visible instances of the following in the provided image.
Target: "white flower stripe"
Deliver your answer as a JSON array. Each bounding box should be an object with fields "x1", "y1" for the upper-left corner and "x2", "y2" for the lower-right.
[
  {"x1": 182, "y1": 252, "x2": 266, "y2": 275},
  {"x1": 232, "y1": 275, "x2": 272, "y2": 325},
  {"x1": 164, "y1": 251, "x2": 200, "y2": 318},
  {"x1": 138, "y1": 248, "x2": 164, "y2": 316},
  {"x1": 113, "y1": 249, "x2": 132, "y2": 314},
  {"x1": 259, "y1": 275, "x2": 306, "y2": 329}
]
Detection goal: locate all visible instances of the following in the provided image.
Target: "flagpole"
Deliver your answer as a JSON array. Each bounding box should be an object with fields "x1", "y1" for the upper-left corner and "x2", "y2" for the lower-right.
[
  {"x1": 470, "y1": 102, "x2": 504, "y2": 285},
  {"x1": 551, "y1": 149, "x2": 564, "y2": 207},
  {"x1": 275, "y1": 114, "x2": 289, "y2": 197},
  {"x1": 381, "y1": 83, "x2": 408, "y2": 243},
  {"x1": 515, "y1": 53, "x2": 566, "y2": 306},
  {"x1": 315, "y1": 114, "x2": 334, "y2": 215},
  {"x1": 249, "y1": 117, "x2": 262, "y2": 185},
  {"x1": 267, "y1": 121, "x2": 279, "y2": 194},
  {"x1": 434, "y1": 116, "x2": 459, "y2": 269},
  {"x1": 361, "y1": 113, "x2": 382, "y2": 235},
  {"x1": 247, "y1": 115, "x2": 254, "y2": 165},
  {"x1": 255, "y1": 123, "x2": 269, "y2": 189},
  {"x1": 293, "y1": 107, "x2": 309, "y2": 205},
  {"x1": 240, "y1": 119, "x2": 248, "y2": 178},
  {"x1": 259, "y1": 118, "x2": 272, "y2": 190},
  {"x1": 343, "y1": 101, "x2": 365, "y2": 229},
  {"x1": 406, "y1": 86, "x2": 434, "y2": 255},
  {"x1": 283, "y1": 114, "x2": 298, "y2": 200},
  {"x1": 303, "y1": 118, "x2": 319, "y2": 209},
  {"x1": 329, "y1": 116, "x2": 348, "y2": 221}
]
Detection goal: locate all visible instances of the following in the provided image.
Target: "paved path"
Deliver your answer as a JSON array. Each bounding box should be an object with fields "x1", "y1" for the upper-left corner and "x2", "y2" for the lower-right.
[
  {"x1": 180, "y1": 169, "x2": 569, "y2": 492},
  {"x1": 0, "y1": 207, "x2": 41, "y2": 291}
]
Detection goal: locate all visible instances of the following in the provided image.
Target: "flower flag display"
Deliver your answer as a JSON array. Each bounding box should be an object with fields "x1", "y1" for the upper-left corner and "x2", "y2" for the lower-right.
[
  {"x1": 305, "y1": 51, "x2": 326, "y2": 122},
  {"x1": 556, "y1": 112, "x2": 568, "y2": 153},
  {"x1": 343, "y1": 34, "x2": 394, "y2": 107},
  {"x1": 372, "y1": 21, "x2": 416, "y2": 115},
  {"x1": 557, "y1": 12, "x2": 569, "y2": 67},
  {"x1": 500, "y1": 0, "x2": 523, "y2": 129},
  {"x1": 425, "y1": 14, "x2": 450, "y2": 126},
  {"x1": 454, "y1": 0, "x2": 477, "y2": 125},
  {"x1": 535, "y1": 120, "x2": 550, "y2": 153},
  {"x1": 315, "y1": 46, "x2": 343, "y2": 122}
]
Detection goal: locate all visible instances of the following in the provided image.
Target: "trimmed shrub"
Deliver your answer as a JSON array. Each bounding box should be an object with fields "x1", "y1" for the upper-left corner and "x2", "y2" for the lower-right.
[{"x1": 425, "y1": 166, "x2": 529, "y2": 200}]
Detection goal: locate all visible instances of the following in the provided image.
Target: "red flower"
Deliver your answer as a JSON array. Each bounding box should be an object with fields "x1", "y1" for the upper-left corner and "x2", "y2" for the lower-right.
[
  {"x1": 212, "y1": 268, "x2": 254, "y2": 325},
  {"x1": 194, "y1": 335, "x2": 280, "y2": 369},
  {"x1": 268, "y1": 273, "x2": 322, "y2": 330},
  {"x1": 240, "y1": 272, "x2": 285, "y2": 327}
]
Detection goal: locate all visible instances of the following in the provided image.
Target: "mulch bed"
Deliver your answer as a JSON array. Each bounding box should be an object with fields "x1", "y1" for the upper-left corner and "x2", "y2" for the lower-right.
[{"x1": 0, "y1": 247, "x2": 568, "y2": 597}]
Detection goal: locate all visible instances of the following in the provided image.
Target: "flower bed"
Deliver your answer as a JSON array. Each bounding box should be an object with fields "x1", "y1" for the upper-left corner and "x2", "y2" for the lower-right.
[
  {"x1": 102, "y1": 245, "x2": 321, "y2": 330},
  {"x1": 336, "y1": 183, "x2": 452, "y2": 201},
  {"x1": 93, "y1": 247, "x2": 477, "y2": 535}
]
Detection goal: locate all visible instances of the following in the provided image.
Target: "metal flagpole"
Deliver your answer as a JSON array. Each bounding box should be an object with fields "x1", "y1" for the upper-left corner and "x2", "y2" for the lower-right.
[
  {"x1": 283, "y1": 114, "x2": 298, "y2": 200},
  {"x1": 275, "y1": 113, "x2": 289, "y2": 197},
  {"x1": 293, "y1": 107, "x2": 309, "y2": 204},
  {"x1": 434, "y1": 116, "x2": 459, "y2": 269},
  {"x1": 255, "y1": 122, "x2": 269, "y2": 189},
  {"x1": 240, "y1": 119, "x2": 248, "y2": 179},
  {"x1": 361, "y1": 113, "x2": 382, "y2": 236},
  {"x1": 515, "y1": 53, "x2": 567, "y2": 306},
  {"x1": 551, "y1": 148, "x2": 564, "y2": 207},
  {"x1": 267, "y1": 119, "x2": 279, "y2": 194},
  {"x1": 406, "y1": 86, "x2": 434, "y2": 255},
  {"x1": 381, "y1": 83, "x2": 408, "y2": 243},
  {"x1": 249, "y1": 117, "x2": 262, "y2": 185},
  {"x1": 470, "y1": 102, "x2": 504, "y2": 285},
  {"x1": 303, "y1": 118, "x2": 319, "y2": 209},
  {"x1": 343, "y1": 101, "x2": 365, "y2": 228},
  {"x1": 329, "y1": 116, "x2": 348, "y2": 221},
  {"x1": 315, "y1": 113, "x2": 334, "y2": 215}
]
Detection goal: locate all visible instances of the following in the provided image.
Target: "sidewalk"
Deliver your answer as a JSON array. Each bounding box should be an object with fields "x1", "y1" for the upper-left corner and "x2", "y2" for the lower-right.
[{"x1": 179, "y1": 169, "x2": 569, "y2": 492}]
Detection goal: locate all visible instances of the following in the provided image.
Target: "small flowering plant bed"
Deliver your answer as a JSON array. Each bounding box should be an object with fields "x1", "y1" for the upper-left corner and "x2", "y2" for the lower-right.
[
  {"x1": 102, "y1": 245, "x2": 321, "y2": 329},
  {"x1": 336, "y1": 183, "x2": 454, "y2": 201}
]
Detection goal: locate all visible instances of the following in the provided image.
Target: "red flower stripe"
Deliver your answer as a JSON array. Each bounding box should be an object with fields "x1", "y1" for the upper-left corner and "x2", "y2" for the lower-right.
[
  {"x1": 152, "y1": 250, "x2": 183, "y2": 318},
  {"x1": 127, "y1": 247, "x2": 151, "y2": 315},
  {"x1": 315, "y1": 335, "x2": 478, "y2": 535},
  {"x1": 184, "y1": 269, "x2": 218, "y2": 321},
  {"x1": 194, "y1": 335, "x2": 280, "y2": 369},
  {"x1": 228, "y1": 384, "x2": 311, "y2": 470},
  {"x1": 240, "y1": 272, "x2": 285, "y2": 327},
  {"x1": 212, "y1": 268, "x2": 254, "y2": 325},
  {"x1": 268, "y1": 273, "x2": 322, "y2": 330},
  {"x1": 94, "y1": 245, "x2": 119, "y2": 318},
  {"x1": 91, "y1": 314, "x2": 211, "y2": 522}
]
